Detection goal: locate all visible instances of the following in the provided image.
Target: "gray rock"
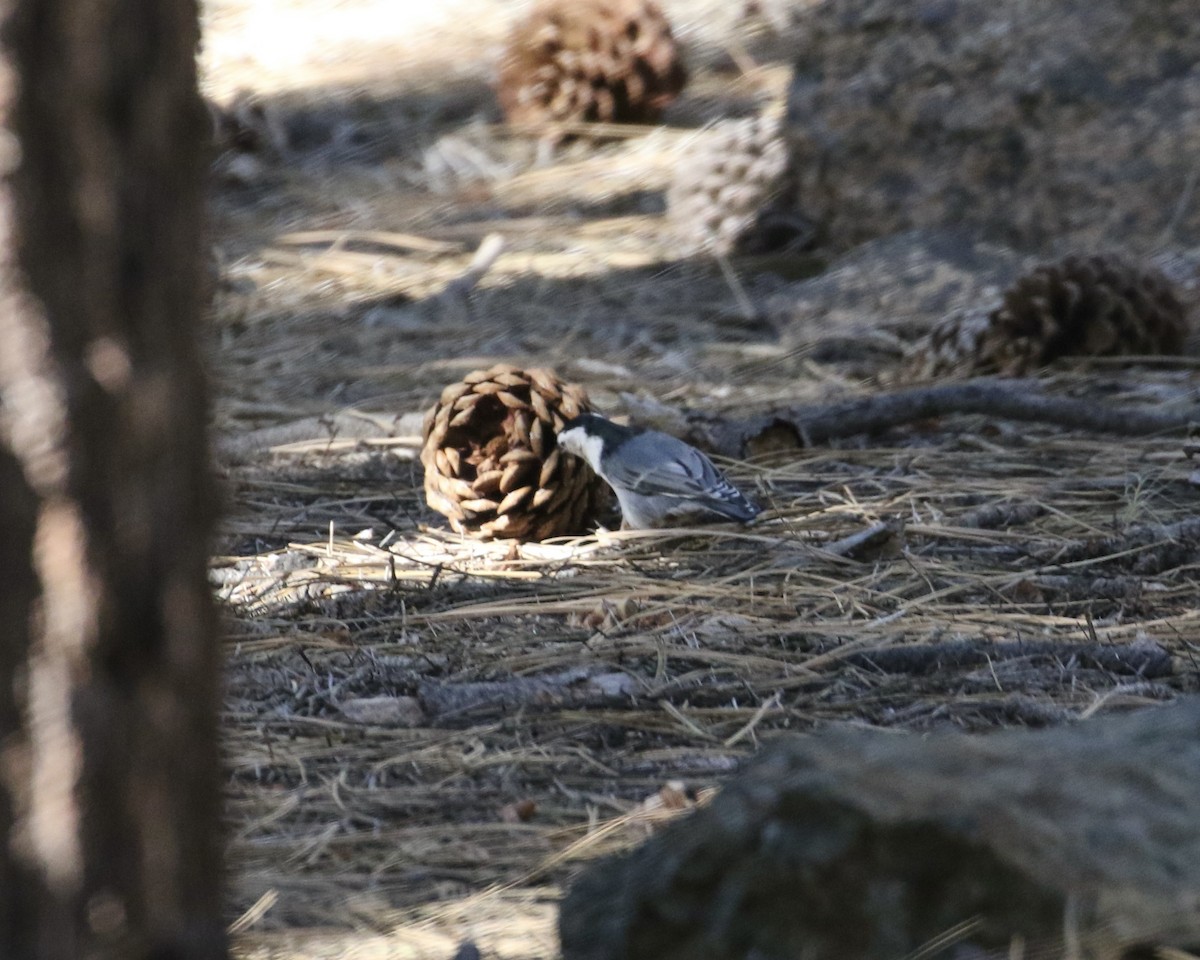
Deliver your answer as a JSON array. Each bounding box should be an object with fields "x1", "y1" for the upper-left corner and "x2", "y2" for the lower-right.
[
  {"x1": 784, "y1": 0, "x2": 1200, "y2": 255},
  {"x1": 560, "y1": 699, "x2": 1200, "y2": 960},
  {"x1": 765, "y1": 229, "x2": 1030, "y2": 343}
]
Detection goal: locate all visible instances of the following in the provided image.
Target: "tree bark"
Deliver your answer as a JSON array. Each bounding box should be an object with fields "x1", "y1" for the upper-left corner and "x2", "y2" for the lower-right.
[{"x1": 0, "y1": 0, "x2": 224, "y2": 957}]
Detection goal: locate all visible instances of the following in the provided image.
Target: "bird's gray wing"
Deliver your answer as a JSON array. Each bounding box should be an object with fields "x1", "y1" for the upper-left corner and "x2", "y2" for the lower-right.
[{"x1": 605, "y1": 433, "x2": 758, "y2": 519}]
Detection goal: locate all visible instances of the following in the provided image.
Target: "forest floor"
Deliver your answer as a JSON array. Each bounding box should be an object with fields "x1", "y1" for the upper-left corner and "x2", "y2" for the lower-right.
[{"x1": 202, "y1": 1, "x2": 1200, "y2": 957}]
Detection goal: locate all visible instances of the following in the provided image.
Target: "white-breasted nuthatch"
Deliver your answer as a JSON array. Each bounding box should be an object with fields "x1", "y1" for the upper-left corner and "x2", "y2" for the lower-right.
[{"x1": 555, "y1": 413, "x2": 759, "y2": 529}]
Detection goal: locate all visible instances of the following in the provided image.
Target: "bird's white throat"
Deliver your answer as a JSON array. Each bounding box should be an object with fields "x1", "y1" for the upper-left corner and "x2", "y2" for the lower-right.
[{"x1": 557, "y1": 427, "x2": 607, "y2": 474}]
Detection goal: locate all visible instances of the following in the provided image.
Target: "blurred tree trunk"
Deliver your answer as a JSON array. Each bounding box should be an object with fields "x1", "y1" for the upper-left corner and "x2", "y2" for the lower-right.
[{"x1": 0, "y1": 0, "x2": 225, "y2": 957}]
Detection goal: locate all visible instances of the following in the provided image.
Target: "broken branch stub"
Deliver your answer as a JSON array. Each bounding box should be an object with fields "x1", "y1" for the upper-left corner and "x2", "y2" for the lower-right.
[{"x1": 560, "y1": 700, "x2": 1200, "y2": 960}]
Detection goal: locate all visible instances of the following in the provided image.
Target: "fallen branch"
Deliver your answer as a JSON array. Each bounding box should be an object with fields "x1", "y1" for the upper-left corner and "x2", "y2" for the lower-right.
[
  {"x1": 276, "y1": 229, "x2": 465, "y2": 256},
  {"x1": 766, "y1": 519, "x2": 904, "y2": 568},
  {"x1": 835, "y1": 639, "x2": 1176, "y2": 678},
  {"x1": 418, "y1": 667, "x2": 639, "y2": 719},
  {"x1": 216, "y1": 410, "x2": 425, "y2": 463},
  {"x1": 646, "y1": 378, "x2": 1200, "y2": 458},
  {"x1": 959, "y1": 499, "x2": 1047, "y2": 529},
  {"x1": 1033, "y1": 516, "x2": 1200, "y2": 568},
  {"x1": 1026, "y1": 573, "x2": 1146, "y2": 601},
  {"x1": 942, "y1": 694, "x2": 1079, "y2": 728}
]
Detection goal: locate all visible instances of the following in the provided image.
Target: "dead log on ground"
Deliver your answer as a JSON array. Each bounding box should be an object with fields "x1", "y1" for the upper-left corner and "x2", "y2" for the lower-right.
[{"x1": 628, "y1": 379, "x2": 1200, "y2": 459}]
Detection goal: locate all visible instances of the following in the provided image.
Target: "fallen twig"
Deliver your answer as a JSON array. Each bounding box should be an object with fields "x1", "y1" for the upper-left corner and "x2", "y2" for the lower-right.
[
  {"x1": 216, "y1": 410, "x2": 425, "y2": 463},
  {"x1": 431, "y1": 232, "x2": 508, "y2": 325},
  {"x1": 276, "y1": 229, "x2": 465, "y2": 255},
  {"x1": 418, "y1": 667, "x2": 639, "y2": 719},
  {"x1": 831, "y1": 639, "x2": 1176, "y2": 678},
  {"x1": 1033, "y1": 517, "x2": 1200, "y2": 568},
  {"x1": 653, "y1": 378, "x2": 1200, "y2": 457},
  {"x1": 767, "y1": 519, "x2": 904, "y2": 568},
  {"x1": 959, "y1": 500, "x2": 1048, "y2": 530}
]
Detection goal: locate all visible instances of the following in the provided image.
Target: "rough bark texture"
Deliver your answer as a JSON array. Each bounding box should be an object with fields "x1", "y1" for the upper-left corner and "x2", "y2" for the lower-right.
[
  {"x1": 0, "y1": 0, "x2": 223, "y2": 957},
  {"x1": 560, "y1": 700, "x2": 1200, "y2": 960},
  {"x1": 0, "y1": 448, "x2": 38, "y2": 953},
  {"x1": 631, "y1": 377, "x2": 1200, "y2": 461},
  {"x1": 785, "y1": 0, "x2": 1200, "y2": 255}
]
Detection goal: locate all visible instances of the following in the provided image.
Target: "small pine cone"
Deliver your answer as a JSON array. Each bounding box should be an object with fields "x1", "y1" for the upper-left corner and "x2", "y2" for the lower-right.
[
  {"x1": 977, "y1": 254, "x2": 1188, "y2": 374},
  {"x1": 902, "y1": 255, "x2": 1189, "y2": 381},
  {"x1": 666, "y1": 111, "x2": 803, "y2": 256},
  {"x1": 421, "y1": 365, "x2": 609, "y2": 541},
  {"x1": 495, "y1": 0, "x2": 686, "y2": 128},
  {"x1": 898, "y1": 306, "x2": 997, "y2": 383}
]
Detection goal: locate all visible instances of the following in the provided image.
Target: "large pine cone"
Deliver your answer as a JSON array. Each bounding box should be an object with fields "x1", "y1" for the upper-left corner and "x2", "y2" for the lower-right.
[
  {"x1": 495, "y1": 0, "x2": 686, "y2": 128},
  {"x1": 421, "y1": 365, "x2": 609, "y2": 541},
  {"x1": 983, "y1": 254, "x2": 1188, "y2": 371},
  {"x1": 904, "y1": 254, "x2": 1189, "y2": 380},
  {"x1": 666, "y1": 111, "x2": 805, "y2": 256}
]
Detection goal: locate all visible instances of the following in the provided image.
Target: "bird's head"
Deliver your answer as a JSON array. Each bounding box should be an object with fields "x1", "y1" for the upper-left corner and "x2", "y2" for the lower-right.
[{"x1": 556, "y1": 413, "x2": 623, "y2": 470}]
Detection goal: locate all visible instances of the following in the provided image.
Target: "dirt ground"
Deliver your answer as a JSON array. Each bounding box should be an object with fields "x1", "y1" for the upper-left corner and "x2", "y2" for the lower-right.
[{"x1": 202, "y1": 2, "x2": 1200, "y2": 957}]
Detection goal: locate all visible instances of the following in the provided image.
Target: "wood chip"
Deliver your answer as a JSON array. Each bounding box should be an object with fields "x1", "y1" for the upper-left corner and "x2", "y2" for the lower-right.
[{"x1": 340, "y1": 696, "x2": 426, "y2": 726}]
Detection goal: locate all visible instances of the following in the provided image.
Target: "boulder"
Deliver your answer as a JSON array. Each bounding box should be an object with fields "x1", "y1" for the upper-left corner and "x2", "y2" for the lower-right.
[
  {"x1": 560, "y1": 700, "x2": 1200, "y2": 960},
  {"x1": 784, "y1": 0, "x2": 1200, "y2": 254}
]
